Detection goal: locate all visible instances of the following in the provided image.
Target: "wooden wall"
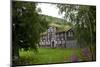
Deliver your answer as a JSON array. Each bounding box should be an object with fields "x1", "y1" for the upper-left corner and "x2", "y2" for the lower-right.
[{"x1": 38, "y1": 28, "x2": 78, "y2": 48}]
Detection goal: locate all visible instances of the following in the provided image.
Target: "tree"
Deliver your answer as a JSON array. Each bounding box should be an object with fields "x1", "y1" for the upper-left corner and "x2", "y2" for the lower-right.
[
  {"x1": 57, "y1": 4, "x2": 96, "y2": 60},
  {"x1": 12, "y1": 1, "x2": 49, "y2": 65}
]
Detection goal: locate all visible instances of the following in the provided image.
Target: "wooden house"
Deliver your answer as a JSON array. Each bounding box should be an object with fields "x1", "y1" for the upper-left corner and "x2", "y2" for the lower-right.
[{"x1": 38, "y1": 22, "x2": 77, "y2": 48}]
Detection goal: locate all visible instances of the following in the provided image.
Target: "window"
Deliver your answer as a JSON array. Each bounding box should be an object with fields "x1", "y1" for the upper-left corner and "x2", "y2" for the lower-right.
[
  {"x1": 68, "y1": 31, "x2": 73, "y2": 37},
  {"x1": 48, "y1": 29, "x2": 50, "y2": 32},
  {"x1": 61, "y1": 33, "x2": 64, "y2": 40},
  {"x1": 67, "y1": 31, "x2": 74, "y2": 40},
  {"x1": 56, "y1": 34, "x2": 59, "y2": 40}
]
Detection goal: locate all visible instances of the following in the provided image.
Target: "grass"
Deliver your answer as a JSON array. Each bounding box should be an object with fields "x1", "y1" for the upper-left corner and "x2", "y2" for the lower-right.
[{"x1": 18, "y1": 48, "x2": 93, "y2": 65}]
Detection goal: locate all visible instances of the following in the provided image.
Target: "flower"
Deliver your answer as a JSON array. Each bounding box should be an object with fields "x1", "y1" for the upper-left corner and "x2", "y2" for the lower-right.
[
  {"x1": 81, "y1": 48, "x2": 89, "y2": 56},
  {"x1": 70, "y1": 55, "x2": 78, "y2": 62},
  {"x1": 81, "y1": 48, "x2": 92, "y2": 61}
]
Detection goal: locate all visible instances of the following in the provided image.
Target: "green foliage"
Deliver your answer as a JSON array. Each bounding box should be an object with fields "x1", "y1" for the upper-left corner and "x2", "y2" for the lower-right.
[
  {"x1": 39, "y1": 14, "x2": 73, "y2": 35},
  {"x1": 12, "y1": 1, "x2": 49, "y2": 64},
  {"x1": 57, "y1": 4, "x2": 96, "y2": 47},
  {"x1": 57, "y1": 4, "x2": 96, "y2": 61},
  {"x1": 40, "y1": 14, "x2": 67, "y2": 24},
  {"x1": 12, "y1": 1, "x2": 48, "y2": 50}
]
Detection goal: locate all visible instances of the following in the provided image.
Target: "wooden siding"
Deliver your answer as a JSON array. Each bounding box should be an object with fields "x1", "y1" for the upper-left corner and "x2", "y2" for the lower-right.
[{"x1": 39, "y1": 27, "x2": 78, "y2": 48}]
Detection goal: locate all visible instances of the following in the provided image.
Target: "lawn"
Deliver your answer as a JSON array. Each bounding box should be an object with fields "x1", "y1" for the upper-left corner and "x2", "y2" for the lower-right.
[{"x1": 18, "y1": 48, "x2": 92, "y2": 65}]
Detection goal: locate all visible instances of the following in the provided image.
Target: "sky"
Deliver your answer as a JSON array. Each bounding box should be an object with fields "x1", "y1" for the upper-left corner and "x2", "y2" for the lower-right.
[{"x1": 37, "y1": 3, "x2": 64, "y2": 19}]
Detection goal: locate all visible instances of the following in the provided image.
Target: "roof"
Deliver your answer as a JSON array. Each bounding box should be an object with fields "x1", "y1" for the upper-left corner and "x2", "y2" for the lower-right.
[{"x1": 41, "y1": 22, "x2": 72, "y2": 35}]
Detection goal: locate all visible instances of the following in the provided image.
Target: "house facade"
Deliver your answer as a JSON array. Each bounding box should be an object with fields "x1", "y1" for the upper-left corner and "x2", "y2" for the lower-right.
[{"x1": 39, "y1": 25, "x2": 77, "y2": 48}]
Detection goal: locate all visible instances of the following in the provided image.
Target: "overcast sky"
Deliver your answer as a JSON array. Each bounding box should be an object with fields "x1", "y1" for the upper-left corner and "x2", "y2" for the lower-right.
[{"x1": 37, "y1": 3, "x2": 64, "y2": 19}]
